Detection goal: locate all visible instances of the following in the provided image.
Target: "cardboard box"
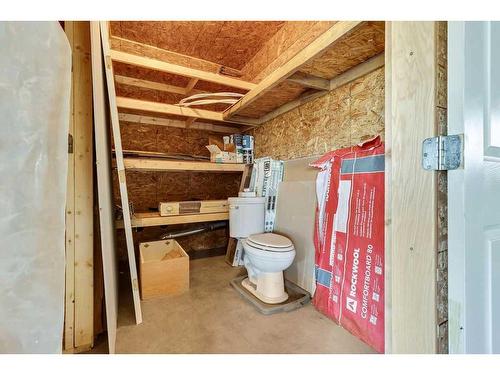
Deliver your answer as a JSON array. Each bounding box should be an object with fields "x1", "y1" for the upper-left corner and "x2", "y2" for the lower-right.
[
  {"x1": 206, "y1": 144, "x2": 243, "y2": 164},
  {"x1": 139, "y1": 240, "x2": 189, "y2": 300},
  {"x1": 158, "y1": 199, "x2": 228, "y2": 217}
]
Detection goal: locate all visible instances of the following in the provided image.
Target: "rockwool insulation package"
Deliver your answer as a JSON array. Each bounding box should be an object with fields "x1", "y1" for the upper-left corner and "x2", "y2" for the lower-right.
[{"x1": 311, "y1": 137, "x2": 385, "y2": 353}]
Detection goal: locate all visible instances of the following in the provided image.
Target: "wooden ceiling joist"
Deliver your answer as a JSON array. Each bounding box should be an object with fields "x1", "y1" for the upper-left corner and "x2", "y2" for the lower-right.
[
  {"x1": 109, "y1": 49, "x2": 256, "y2": 91},
  {"x1": 116, "y1": 96, "x2": 224, "y2": 122},
  {"x1": 118, "y1": 113, "x2": 241, "y2": 133},
  {"x1": 223, "y1": 21, "x2": 362, "y2": 120},
  {"x1": 286, "y1": 71, "x2": 330, "y2": 90},
  {"x1": 114, "y1": 75, "x2": 205, "y2": 96},
  {"x1": 116, "y1": 97, "x2": 258, "y2": 127}
]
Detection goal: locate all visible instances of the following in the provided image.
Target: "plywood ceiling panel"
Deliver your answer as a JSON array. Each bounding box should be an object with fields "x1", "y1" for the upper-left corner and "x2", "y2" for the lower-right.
[
  {"x1": 299, "y1": 21, "x2": 385, "y2": 79},
  {"x1": 110, "y1": 21, "x2": 286, "y2": 70}
]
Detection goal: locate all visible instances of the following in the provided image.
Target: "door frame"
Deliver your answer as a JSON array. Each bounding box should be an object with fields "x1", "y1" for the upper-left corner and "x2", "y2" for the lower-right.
[{"x1": 385, "y1": 21, "x2": 447, "y2": 353}]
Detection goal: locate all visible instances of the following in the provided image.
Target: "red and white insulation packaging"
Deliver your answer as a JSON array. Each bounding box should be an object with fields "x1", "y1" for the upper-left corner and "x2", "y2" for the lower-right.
[{"x1": 311, "y1": 136, "x2": 385, "y2": 353}]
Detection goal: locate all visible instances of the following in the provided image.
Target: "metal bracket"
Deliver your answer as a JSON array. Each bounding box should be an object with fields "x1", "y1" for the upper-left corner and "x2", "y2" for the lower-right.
[{"x1": 422, "y1": 134, "x2": 463, "y2": 171}]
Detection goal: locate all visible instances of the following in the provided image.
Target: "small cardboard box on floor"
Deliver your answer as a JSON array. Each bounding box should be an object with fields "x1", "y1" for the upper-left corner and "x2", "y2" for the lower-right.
[{"x1": 139, "y1": 239, "x2": 189, "y2": 299}]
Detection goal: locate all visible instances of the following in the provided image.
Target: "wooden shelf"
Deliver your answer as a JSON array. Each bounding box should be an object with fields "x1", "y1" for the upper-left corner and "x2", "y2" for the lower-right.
[
  {"x1": 116, "y1": 211, "x2": 229, "y2": 228},
  {"x1": 123, "y1": 157, "x2": 247, "y2": 172}
]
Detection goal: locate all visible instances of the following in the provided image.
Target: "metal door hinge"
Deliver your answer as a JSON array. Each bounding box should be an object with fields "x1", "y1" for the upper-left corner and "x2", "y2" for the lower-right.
[{"x1": 422, "y1": 134, "x2": 463, "y2": 171}]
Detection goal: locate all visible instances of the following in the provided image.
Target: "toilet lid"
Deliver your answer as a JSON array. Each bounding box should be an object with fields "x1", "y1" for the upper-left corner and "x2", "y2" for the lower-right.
[{"x1": 246, "y1": 233, "x2": 294, "y2": 252}]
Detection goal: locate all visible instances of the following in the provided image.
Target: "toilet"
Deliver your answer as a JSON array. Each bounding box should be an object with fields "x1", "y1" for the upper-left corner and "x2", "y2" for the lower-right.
[{"x1": 228, "y1": 192, "x2": 296, "y2": 304}]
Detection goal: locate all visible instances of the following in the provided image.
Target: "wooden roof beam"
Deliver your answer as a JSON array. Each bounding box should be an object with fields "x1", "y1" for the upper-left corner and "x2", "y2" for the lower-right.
[
  {"x1": 116, "y1": 97, "x2": 224, "y2": 121},
  {"x1": 223, "y1": 21, "x2": 363, "y2": 120},
  {"x1": 114, "y1": 75, "x2": 205, "y2": 96},
  {"x1": 116, "y1": 97, "x2": 258, "y2": 126},
  {"x1": 118, "y1": 113, "x2": 241, "y2": 133},
  {"x1": 109, "y1": 49, "x2": 256, "y2": 91},
  {"x1": 286, "y1": 71, "x2": 330, "y2": 90}
]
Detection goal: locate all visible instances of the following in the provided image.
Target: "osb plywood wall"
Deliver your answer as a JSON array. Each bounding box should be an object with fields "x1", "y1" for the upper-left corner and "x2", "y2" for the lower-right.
[
  {"x1": 250, "y1": 67, "x2": 385, "y2": 160},
  {"x1": 113, "y1": 122, "x2": 240, "y2": 259}
]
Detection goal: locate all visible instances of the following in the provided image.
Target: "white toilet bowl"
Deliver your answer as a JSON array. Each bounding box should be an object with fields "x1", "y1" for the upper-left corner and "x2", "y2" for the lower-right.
[{"x1": 241, "y1": 233, "x2": 296, "y2": 304}]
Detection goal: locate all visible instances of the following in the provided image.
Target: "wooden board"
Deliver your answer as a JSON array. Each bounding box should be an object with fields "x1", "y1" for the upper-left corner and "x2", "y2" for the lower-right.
[
  {"x1": 109, "y1": 49, "x2": 255, "y2": 91},
  {"x1": 63, "y1": 21, "x2": 94, "y2": 352},
  {"x1": 116, "y1": 97, "x2": 227, "y2": 122},
  {"x1": 72, "y1": 20, "x2": 94, "y2": 350},
  {"x1": 100, "y1": 21, "x2": 143, "y2": 325},
  {"x1": 63, "y1": 22, "x2": 76, "y2": 352},
  {"x1": 119, "y1": 113, "x2": 241, "y2": 133},
  {"x1": 117, "y1": 211, "x2": 229, "y2": 228},
  {"x1": 385, "y1": 21, "x2": 438, "y2": 354},
  {"x1": 159, "y1": 200, "x2": 228, "y2": 216},
  {"x1": 122, "y1": 157, "x2": 247, "y2": 172},
  {"x1": 90, "y1": 21, "x2": 119, "y2": 354}
]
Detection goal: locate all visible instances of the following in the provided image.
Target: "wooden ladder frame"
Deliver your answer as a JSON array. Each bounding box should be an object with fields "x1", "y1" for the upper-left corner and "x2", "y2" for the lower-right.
[{"x1": 100, "y1": 21, "x2": 143, "y2": 324}]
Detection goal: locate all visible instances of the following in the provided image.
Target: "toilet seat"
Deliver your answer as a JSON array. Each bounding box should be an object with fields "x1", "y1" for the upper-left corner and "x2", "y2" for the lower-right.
[{"x1": 246, "y1": 233, "x2": 294, "y2": 253}]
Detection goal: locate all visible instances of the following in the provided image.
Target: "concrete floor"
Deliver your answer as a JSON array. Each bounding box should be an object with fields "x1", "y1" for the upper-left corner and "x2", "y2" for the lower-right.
[{"x1": 93, "y1": 256, "x2": 376, "y2": 354}]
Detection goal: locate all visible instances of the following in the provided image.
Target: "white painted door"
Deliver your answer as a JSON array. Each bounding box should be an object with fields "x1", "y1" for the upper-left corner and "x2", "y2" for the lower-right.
[{"x1": 448, "y1": 21, "x2": 500, "y2": 354}]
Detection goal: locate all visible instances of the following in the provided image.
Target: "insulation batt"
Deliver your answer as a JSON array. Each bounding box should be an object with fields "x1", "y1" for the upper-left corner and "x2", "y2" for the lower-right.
[
  {"x1": 0, "y1": 22, "x2": 71, "y2": 353},
  {"x1": 311, "y1": 136, "x2": 385, "y2": 353}
]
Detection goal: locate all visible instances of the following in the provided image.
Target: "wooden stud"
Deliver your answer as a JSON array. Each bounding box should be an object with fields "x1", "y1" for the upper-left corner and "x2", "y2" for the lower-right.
[
  {"x1": 72, "y1": 20, "x2": 94, "y2": 350},
  {"x1": 109, "y1": 49, "x2": 256, "y2": 91},
  {"x1": 385, "y1": 21, "x2": 439, "y2": 353},
  {"x1": 100, "y1": 21, "x2": 143, "y2": 325},
  {"x1": 223, "y1": 21, "x2": 362, "y2": 119},
  {"x1": 286, "y1": 71, "x2": 330, "y2": 90},
  {"x1": 118, "y1": 113, "x2": 241, "y2": 133},
  {"x1": 63, "y1": 21, "x2": 76, "y2": 353}
]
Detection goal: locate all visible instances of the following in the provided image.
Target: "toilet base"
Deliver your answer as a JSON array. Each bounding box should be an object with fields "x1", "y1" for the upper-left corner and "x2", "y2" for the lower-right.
[
  {"x1": 242, "y1": 276, "x2": 288, "y2": 304},
  {"x1": 231, "y1": 275, "x2": 311, "y2": 315}
]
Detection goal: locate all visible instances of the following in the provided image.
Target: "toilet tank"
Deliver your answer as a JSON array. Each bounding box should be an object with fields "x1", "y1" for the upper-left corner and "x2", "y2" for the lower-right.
[{"x1": 228, "y1": 194, "x2": 265, "y2": 238}]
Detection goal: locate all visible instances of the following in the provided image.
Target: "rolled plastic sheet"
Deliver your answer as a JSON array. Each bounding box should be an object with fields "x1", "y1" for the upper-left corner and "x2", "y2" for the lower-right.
[{"x1": 0, "y1": 22, "x2": 71, "y2": 353}]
